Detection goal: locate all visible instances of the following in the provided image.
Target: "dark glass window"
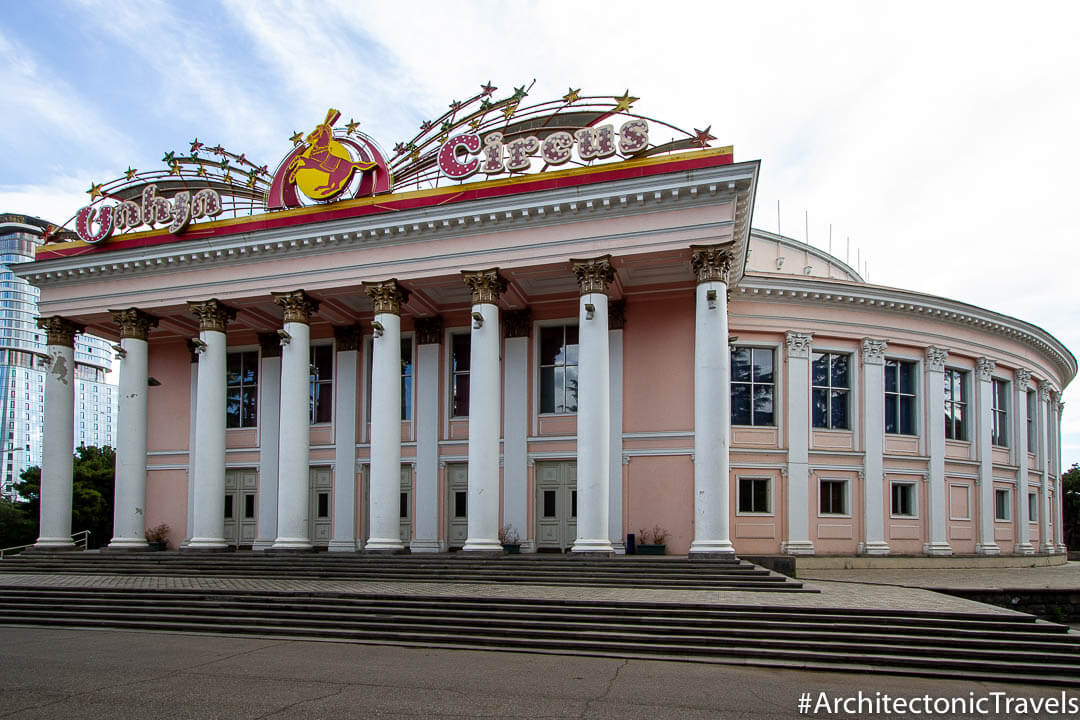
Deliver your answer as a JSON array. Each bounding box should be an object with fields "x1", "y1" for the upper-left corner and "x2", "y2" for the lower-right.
[
  {"x1": 401, "y1": 338, "x2": 413, "y2": 421},
  {"x1": 451, "y1": 334, "x2": 470, "y2": 418},
  {"x1": 226, "y1": 350, "x2": 258, "y2": 428},
  {"x1": 891, "y1": 483, "x2": 915, "y2": 516},
  {"x1": 811, "y1": 352, "x2": 850, "y2": 429},
  {"x1": 309, "y1": 345, "x2": 333, "y2": 424},
  {"x1": 731, "y1": 347, "x2": 775, "y2": 426},
  {"x1": 1026, "y1": 389, "x2": 1036, "y2": 452},
  {"x1": 399, "y1": 491, "x2": 409, "y2": 519},
  {"x1": 944, "y1": 369, "x2": 967, "y2": 441},
  {"x1": 224, "y1": 494, "x2": 233, "y2": 519},
  {"x1": 994, "y1": 488, "x2": 1010, "y2": 520},
  {"x1": 991, "y1": 379, "x2": 1009, "y2": 447},
  {"x1": 738, "y1": 477, "x2": 770, "y2": 513},
  {"x1": 570, "y1": 490, "x2": 577, "y2": 519},
  {"x1": 543, "y1": 490, "x2": 556, "y2": 518},
  {"x1": 244, "y1": 493, "x2": 255, "y2": 519},
  {"x1": 317, "y1": 492, "x2": 329, "y2": 518},
  {"x1": 539, "y1": 325, "x2": 579, "y2": 414},
  {"x1": 454, "y1": 490, "x2": 467, "y2": 518},
  {"x1": 885, "y1": 359, "x2": 917, "y2": 435},
  {"x1": 819, "y1": 480, "x2": 846, "y2": 515}
]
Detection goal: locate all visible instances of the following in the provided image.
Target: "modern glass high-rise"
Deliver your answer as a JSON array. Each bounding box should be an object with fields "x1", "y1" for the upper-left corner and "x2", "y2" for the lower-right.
[{"x1": 0, "y1": 214, "x2": 117, "y2": 501}]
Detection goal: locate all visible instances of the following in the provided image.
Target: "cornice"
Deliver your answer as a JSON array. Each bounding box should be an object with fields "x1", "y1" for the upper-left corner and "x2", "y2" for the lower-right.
[
  {"x1": 733, "y1": 275, "x2": 1077, "y2": 386},
  {"x1": 19, "y1": 161, "x2": 758, "y2": 287}
]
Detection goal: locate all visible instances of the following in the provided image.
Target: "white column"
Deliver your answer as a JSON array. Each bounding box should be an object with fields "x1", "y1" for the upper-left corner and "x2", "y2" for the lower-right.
[
  {"x1": 924, "y1": 347, "x2": 952, "y2": 555},
  {"x1": 186, "y1": 300, "x2": 233, "y2": 550},
  {"x1": 1039, "y1": 386, "x2": 1053, "y2": 552},
  {"x1": 412, "y1": 317, "x2": 443, "y2": 553},
  {"x1": 974, "y1": 357, "x2": 1000, "y2": 555},
  {"x1": 272, "y1": 290, "x2": 318, "y2": 551},
  {"x1": 783, "y1": 331, "x2": 814, "y2": 555},
  {"x1": 1054, "y1": 395, "x2": 1066, "y2": 553},
  {"x1": 688, "y1": 246, "x2": 735, "y2": 557},
  {"x1": 462, "y1": 269, "x2": 504, "y2": 553},
  {"x1": 1014, "y1": 369, "x2": 1034, "y2": 554},
  {"x1": 252, "y1": 333, "x2": 281, "y2": 550},
  {"x1": 861, "y1": 338, "x2": 890, "y2": 555},
  {"x1": 107, "y1": 309, "x2": 157, "y2": 549},
  {"x1": 502, "y1": 310, "x2": 530, "y2": 552},
  {"x1": 183, "y1": 344, "x2": 198, "y2": 547},
  {"x1": 329, "y1": 325, "x2": 360, "y2": 551},
  {"x1": 33, "y1": 317, "x2": 81, "y2": 550},
  {"x1": 364, "y1": 280, "x2": 408, "y2": 552},
  {"x1": 608, "y1": 301, "x2": 625, "y2": 554}
]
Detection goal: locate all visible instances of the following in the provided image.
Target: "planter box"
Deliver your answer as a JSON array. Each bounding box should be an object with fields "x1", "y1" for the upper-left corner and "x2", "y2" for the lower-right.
[
  {"x1": 501, "y1": 543, "x2": 521, "y2": 554},
  {"x1": 636, "y1": 543, "x2": 666, "y2": 555}
]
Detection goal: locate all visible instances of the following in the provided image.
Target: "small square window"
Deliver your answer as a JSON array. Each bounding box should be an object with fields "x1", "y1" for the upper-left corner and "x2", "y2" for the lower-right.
[
  {"x1": 994, "y1": 488, "x2": 1010, "y2": 521},
  {"x1": 738, "y1": 477, "x2": 771, "y2": 514},
  {"x1": 819, "y1": 479, "x2": 847, "y2": 515},
  {"x1": 890, "y1": 482, "x2": 916, "y2": 517}
]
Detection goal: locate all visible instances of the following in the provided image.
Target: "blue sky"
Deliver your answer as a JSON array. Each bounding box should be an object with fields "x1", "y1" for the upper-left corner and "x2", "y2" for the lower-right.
[{"x1": 2, "y1": 0, "x2": 1079, "y2": 466}]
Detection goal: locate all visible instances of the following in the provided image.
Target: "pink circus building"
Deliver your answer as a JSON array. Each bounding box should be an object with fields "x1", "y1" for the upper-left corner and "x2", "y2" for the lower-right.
[{"x1": 19, "y1": 90, "x2": 1074, "y2": 558}]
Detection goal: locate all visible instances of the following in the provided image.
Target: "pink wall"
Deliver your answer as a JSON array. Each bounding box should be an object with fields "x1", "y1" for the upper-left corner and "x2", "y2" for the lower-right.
[
  {"x1": 625, "y1": 455, "x2": 693, "y2": 554},
  {"x1": 146, "y1": 341, "x2": 192, "y2": 452},
  {"x1": 145, "y1": 469, "x2": 187, "y2": 549},
  {"x1": 622, "y1": 293, "x2": 694, "y2": 433}
]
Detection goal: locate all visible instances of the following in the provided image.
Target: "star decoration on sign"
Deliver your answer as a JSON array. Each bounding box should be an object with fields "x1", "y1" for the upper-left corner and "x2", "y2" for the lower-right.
[
  {"x1": 211, "y1": 145, "x2": 226, "y2": 156},
  {"x1": 219, "y1": 158, "x2": 230, "y2": 170},
  {"x1": 87, "y1": 182, "x2": 104, "y2": 200},
  {"x1": 236, "y1": 153, "x2": 247, "y2": 165},
  {"x1": 502, "y1": 102, "x2": 518, "y2": 119},
  {"x1": 420, "y1": 120, "x2": 433, "y2": 132},
  {"x1": 393, "y1": 142, "x2": 406, "y2": 155},
  {"x1": 290, "y1": 131, "x2": 303, "y2": 146},
  {"x1": 168, "y1": 162, "x2": 181, "y2": 176},
  {"x1": 197, "y1": 166, "x2": 207, "y2": 177},
  {"x1": 691, "y1": 126, "x2": 716, "y2": 148},
  {"x1": 190, "y1": 138, "x2": 204, "y2": 154},
  {"x1": 562, "y1": 87, "x2": 581, "y2": 104},
  {"x1": 469, "y1": 118, "x2": 482, "y2": 129},
  {"x1": 162, "y1": 151, "x2": 176, "y2": 164},
  {"x1": 480, "y1": 81, "x2": 497, "y2": 96},
  {"x1": 124, "y1": 167, "x2": 138, "y2": 180},
  {"x1": 479, "y1": 98, "x2": 492, "y2": 111},
  {"x1": 223, "y1": 171, "x2": 233, "y2": 184},
  {"x1": 613, "y1": 90, "x2": 638, "y2": 113},
  {"x1": 512, "y1": 85, "x2": 528, "y2": 101},
  {"x1": 449, "y1": 100, "x2": 463, "y2": 113},
  {"x1": 440, "y1": 120, "x2": 452, "y2": 134},
  {"x1": 410, "y1": 148, "x2": 420, "y2": 161},
  {"x1": 345, "y1": 118, "x2": 360, "y2": 134}
]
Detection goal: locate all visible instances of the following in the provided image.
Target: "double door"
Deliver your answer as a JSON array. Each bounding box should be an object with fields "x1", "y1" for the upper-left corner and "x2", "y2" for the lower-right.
[
  {"x1": 224, "y1": 469, "x2": 257, "y2": 548},
  {"x1": 535, "y1": 461, "x2": 577, "y2": 551}
]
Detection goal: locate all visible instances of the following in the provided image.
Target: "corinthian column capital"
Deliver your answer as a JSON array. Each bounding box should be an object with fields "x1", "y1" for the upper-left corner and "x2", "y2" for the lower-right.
[
  {"x1": 109, "y1": 308, "x2": 159, "y2": 340},
  {"x1": 570, "y1": 256, "x2": 614, "y2": 296},
  {"x1": 1015, "y1": 368, "x2": 1031, "y2": 391},
  {"x1": 925, "y1": 346, "x2": 948, "y2": 373},
  {"x1": 272, "y1": 289, "x2": 320, "y2": 325},
  {"x1": 37, "y1": 316, "x2": 84, "y2": 347},
  {"x1": 861, "y1": 338, "x2": 888, "y2": 365},
  {"x1": 785, "y1": 332, "x2": 813, "y2": 359},
  {"x1": 975, "y1": 357, "x2": 996, "y2": 382},
  {"x1": 461, "y1": 268, "x2": 507, "y2": 305},
  {"x1": 689, "y1": 244, "x2": 734, "y2": 284},
  {"x1": 363, "y1": 279, "x2": 410, "y2": 315},
  {"x1": 187, "y1": 299, "x2": 235, "y2": 333}
]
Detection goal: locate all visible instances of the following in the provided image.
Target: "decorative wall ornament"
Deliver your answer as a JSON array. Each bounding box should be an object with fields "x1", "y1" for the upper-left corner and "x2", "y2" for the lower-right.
[
  {"x1": 571, "y1": 255, "x2": 614, "y2": 296},
  {"x1": 1015, "y1": 368, "x2": 1032, "y2": 391},
  {"x1": 109, "y1": 308, "x2": 159, "y2": 340},
  {"x1": 187, "y1": 299, "x2": 235, "y2": 333},
  {"x1": 186, "y1": 339, "x2": 203, "y2": 363},
  {"x1": 608, "y1": 300, "x2": 626, "y2": 331},
  {"x1": 461, "y1": 268, "x2": 507, "y2": 305},
  {"x1": 975, "y1": 357, "x2": 996, "y2": 382},
  {"x1": 502, "y1": 309, "x2": 532, "y2": 338},
  {"x1": 861, "y1": 338, "x2": 888, "y2": 365},
  {"x1": 785, "y1": 332, "x2": 813, "y2": 359},
  {"x1": 272, "y1": 290, "x2": 320, "y2": 325},
  {"x1": 333, "y1": 324, "x2": 364, "y2": 352},
  {"x1": 414, "y1": 316, "x2": 444, "y2": 345},
  {"x1": 925, "y1": 346, "x2": 949, "y2": 372},
  {"x1": 363, "y1": 279, "x2": 410, "y2": 315},
  {"x1": 1039, "y1": 386, "x2": 1052, "y2": 403},
  {"x1": 37, "y1": 316, "x2": 84, "y2": 348},
  {"x1": 689, "y1": 244, "x2": 734, "y2": 284},
  {"x1": 257, "y1": 331, "x2": 282, "y2": 359}
]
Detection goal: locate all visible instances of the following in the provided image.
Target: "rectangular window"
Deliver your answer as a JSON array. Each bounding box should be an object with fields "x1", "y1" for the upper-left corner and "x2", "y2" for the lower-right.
[
  {"x1": 244, "y1": 493, "x2": 255, "y2": 519},
  {"x1": 399, "y1": 491, "x2": 409, "y2": 519},
  {"x1": 454, "y1": 489, "x2": 467, "y2": 518},
  {"x1": 401, "y1": 338, "x2": 413, "y2": 421},
  {"x1": 309, "y1": 345, "x2": 333, "y2": 424},
  {"x1": 317, "y1": 492, "x2": 330, "y2": 518},
  {"x1": 890, "y1": 482, "x2": 916, "y2": 517},
  {"x1": 1026, "y1": 389, "x2": 1037, "y2": 452},
  {"x1": 994, "y1": 488, "x2": 1010, "y2": 521},
  {"x1": 450, "y1": 333, "x2": 470, "y2": 418},
  {"x1": 738, "y1": 477, "x2": 771, "y2": 514},
  {"x1": 885, "y1": 359, "x2": 917, "y2": 435},
  {"x1": 991, "y1": 379, "x2": 1009, "y2": 447},
  {"x1": 731, "y1": 347, "x2": 775, "y2": 426},
  {"x1": 539, "y1": 324, "x2": 579, "y2": 414},
  {"x1": 811, "y1": 352, "x2": 850, "y2": 429},
  {"x1": 819, "y1": 479, "x2": 847, "y2": 515},
  {"x1": 1028, "y1": 492, "x2": 1038, "y2": 522},
  {"x1": 226, "y1": 350, "x2": 259, "y2": 429},
  {"x1": 944, "y1": 369, "x2": 968, "y2": 441}
]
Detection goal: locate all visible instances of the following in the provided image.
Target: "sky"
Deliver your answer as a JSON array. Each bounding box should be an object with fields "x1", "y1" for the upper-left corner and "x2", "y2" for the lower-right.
[{"x1": 1, "y1": 0, "x2": 1078, "y2": 468}]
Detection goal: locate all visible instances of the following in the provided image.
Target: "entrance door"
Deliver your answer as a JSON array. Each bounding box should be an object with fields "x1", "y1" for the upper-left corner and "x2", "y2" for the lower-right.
[
  {"x1": 535, "y1": 461, "x2": 577, "y2": 551},
  {"x1": 309, "y1": 466, "x2": 332, "y2": 548},
  {"x1": 446, "y1": 463, "x2": 468, "y2": 549},
  {"x1": 361, "y1": 464, "x2": 415, "y2": 544},
  {"x1": 224, "y1": 469, "x2": 257, "y2": 548}
]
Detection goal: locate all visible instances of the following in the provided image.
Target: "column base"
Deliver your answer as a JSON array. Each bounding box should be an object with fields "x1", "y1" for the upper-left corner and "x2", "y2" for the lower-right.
[
  {"x1": 364, "y1": 537, "x2": 406, "y2": 553},
  {"x1": 689, "y1": 550, "x2": 736, "y2": 560},
  {"x1": 1056, "y1": 544, "x2": 1068, "y2": 554},
  {"x1": 610, "y1": 541, "x2": 626, "y2": 555},
  {"x1": 104, "y1": 539, "x2": 150, "y2": 551},
  {"x1": 975, "y1": 542, "x2": 1001, "y2": 556},
  {"x1": 269, "y1": 538, "x2": 314, "y2": 551},
  {"x1": 781, "y1": 540, "x2": 815, "y2": 556},
  {"x1": 327, "y1": 540, "x2": 360, "y2": 553},
  {"x1": 689, "y1": 539, "x2": 736, "y2": 556},
  {"x1": 408, "y1": 539, "x2": 442, "y2": 554},
  {"x1": 1013, "y1": 542, "x2": 1036, "y2": 555},
  {"x1": 519, "y1": 540, "x2": 537, "y2": 554},
  {"x1": 27, "y1": 539, "x2": 76, "y2": 552},
  {"x1": 923, "y1": 541, "x2": 954, "y2": 556},
  {"x1": 462, "y1": 538, "x2": 504, "y2": 553},
  {"x1": 571, "y1": 538, "x2": 615, "y2": 554},
  {"x1": 1041, "y1": 542, "x2": 1056, "y2": 554},
  {"x1": 861, "y1": 541, "x2": 891, "y2": 556},
  {"x1": 181, "y1": 540, "x2": 230, "y2": 552},
  {"x1": 251, "y1": 539, "x2": 274, "y2": 551}
]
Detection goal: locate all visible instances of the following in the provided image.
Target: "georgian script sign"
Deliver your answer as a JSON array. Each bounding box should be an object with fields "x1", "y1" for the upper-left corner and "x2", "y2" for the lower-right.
[{"x1": 75, "y1": 185, "x2": 222, "y2": 245}]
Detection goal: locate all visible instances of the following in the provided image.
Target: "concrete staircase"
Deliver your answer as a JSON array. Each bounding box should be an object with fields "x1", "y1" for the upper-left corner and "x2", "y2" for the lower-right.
[
  {"x1": 1, "y1": 585, "x2": 1077, "y2": 685},
  {"x1": 0, "y1": 552, "x2": 808, "y2": 591}
]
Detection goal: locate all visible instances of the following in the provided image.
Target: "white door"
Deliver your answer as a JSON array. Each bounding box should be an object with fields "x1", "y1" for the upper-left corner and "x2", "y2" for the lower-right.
[
  {"x1": 446, "y1": 463, "x2": 468, "y2": 549},
  {"x1": 224, "y1": 469, "x2": 258, "y2": 548},
  {"x1": 309, "y1": 466, "x2": 333, "y2": 548},
  {"x1": 535, "y1": 461, "x2": 577, "y2": 551}
]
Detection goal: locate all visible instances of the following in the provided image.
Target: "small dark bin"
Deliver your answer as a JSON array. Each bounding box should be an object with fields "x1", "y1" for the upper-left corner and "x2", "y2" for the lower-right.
[{"x1": 626, "y1": 533, "x2": 636, "y2": 555}]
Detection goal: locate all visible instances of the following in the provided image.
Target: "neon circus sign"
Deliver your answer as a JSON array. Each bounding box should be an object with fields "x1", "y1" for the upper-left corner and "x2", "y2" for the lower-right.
[{"x1": 75, "y1": 185, "x2": 222, "y2": 245}]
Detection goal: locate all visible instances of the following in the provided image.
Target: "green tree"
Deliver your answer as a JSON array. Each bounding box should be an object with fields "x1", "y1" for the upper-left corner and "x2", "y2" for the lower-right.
[
  {"x1": 0, "y1": 499, "x2": 35, "y2": 549},
  {"x1": 1063, "y1": 463, "x2": 1079, "y2": 550},
  {"x1": 14, "y1": 446, "x2": 116, "y2": 549}
]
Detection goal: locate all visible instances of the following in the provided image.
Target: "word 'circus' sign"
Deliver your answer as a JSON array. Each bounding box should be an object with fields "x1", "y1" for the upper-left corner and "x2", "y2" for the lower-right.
[
  {"x1": 75, "y1": 185, "x2": 222, "y2": 245},
  {"x1": 438, "y1": 120, "x2": 649, "y2": 180}
]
